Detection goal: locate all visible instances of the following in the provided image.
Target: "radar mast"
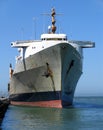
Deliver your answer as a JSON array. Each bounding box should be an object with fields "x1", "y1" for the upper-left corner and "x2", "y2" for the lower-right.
[{"x1": 51, "y1": 8, "x2": 56, "y2": 34}]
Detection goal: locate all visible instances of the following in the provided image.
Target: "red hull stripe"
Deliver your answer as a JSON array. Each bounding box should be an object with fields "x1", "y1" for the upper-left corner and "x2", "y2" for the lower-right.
[{"x1": 11, "y1": 100, "x2": 62, "y2": 108}]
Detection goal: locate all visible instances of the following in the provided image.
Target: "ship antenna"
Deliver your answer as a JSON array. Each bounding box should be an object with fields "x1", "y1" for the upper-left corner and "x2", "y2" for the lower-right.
[
  {"x1": 41, "y1": 8, "x2": 62, "y2": 34},
  {"x1": 33, "y1": 17, "x2": 37, "y2": 39},
  {"x1": 51, "y1": 8, "x2": 56, "y2": 34}
]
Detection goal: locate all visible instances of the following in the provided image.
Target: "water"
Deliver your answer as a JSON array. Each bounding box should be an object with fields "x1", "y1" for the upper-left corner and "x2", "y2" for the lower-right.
[{"x1": 1, "y1": 97, "x2": 103, "y2": 130}]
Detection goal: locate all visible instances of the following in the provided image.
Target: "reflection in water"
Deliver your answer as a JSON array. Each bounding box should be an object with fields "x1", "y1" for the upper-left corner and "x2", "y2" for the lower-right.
[
  {"x1": 1, "y1": 105, "x2": 80, "y2": 130},
  {"x1": 1, "y1": 97, "x2": 103, "y2": 130}
]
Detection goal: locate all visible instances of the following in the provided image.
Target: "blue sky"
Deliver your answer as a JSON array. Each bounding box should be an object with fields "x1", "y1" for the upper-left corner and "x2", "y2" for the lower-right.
[{"x1": 0, "y1": 0, "x2": 103, "y2": 96}]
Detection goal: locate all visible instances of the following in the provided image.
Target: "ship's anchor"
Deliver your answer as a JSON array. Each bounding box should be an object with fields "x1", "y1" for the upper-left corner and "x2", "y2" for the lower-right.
[
  {"x1": 43, "y1": 63, "x2": 53, "y2": 78},
  {"x1": 43, "y1": 63, "x2": 55, "y2": 91}
]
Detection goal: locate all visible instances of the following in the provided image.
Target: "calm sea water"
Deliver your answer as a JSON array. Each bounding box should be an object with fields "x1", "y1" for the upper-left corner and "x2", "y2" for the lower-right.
[{"x1": 1, "y1": 97, "x2": 103, "y2": 130}]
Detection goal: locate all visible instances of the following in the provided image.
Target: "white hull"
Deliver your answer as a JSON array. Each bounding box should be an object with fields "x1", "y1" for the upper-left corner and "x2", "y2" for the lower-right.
[{"x1": 9, "y1": 42, "x2": 82, "y2": 107}]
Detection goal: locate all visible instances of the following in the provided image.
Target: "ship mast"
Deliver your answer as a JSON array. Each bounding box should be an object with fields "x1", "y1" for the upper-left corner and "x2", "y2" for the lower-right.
[{"x1": 51, "y1": 8, "x2": 56, "y2": 34}]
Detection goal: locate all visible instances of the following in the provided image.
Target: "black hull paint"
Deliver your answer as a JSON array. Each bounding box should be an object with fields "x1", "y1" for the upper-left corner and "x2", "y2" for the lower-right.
[{"x1": 9, "y1": 91, "x2": 61, "y2": 102}]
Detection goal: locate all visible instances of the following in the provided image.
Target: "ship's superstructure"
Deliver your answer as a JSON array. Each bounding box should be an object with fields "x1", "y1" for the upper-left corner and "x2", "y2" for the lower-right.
[{"x1": 9, "y1": 8, "x2": 95, "y2": 108}]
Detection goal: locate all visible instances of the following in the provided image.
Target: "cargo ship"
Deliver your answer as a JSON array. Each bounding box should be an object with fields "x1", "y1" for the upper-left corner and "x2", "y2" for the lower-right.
[{"x1": 9, "y1": 8, "x2": 95, "y2": 108}]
